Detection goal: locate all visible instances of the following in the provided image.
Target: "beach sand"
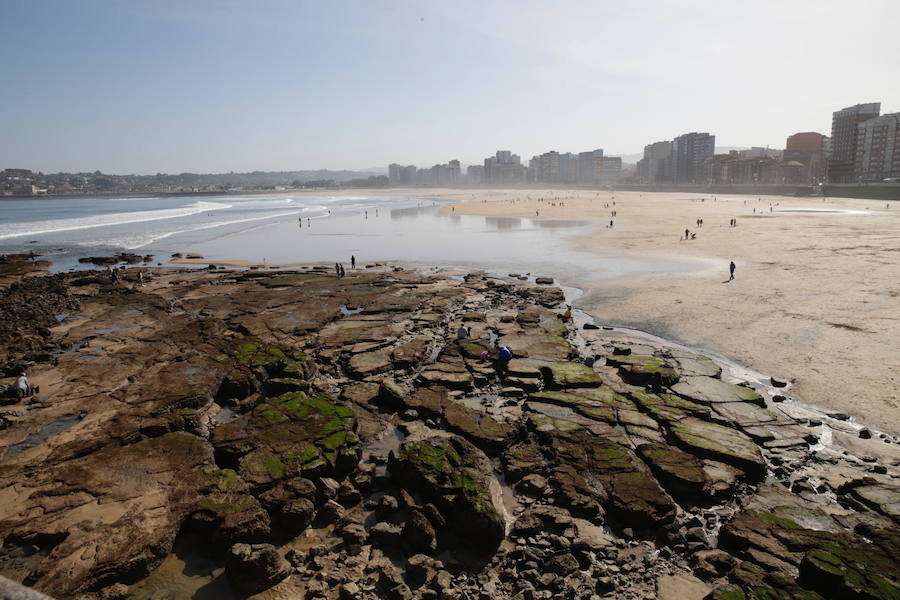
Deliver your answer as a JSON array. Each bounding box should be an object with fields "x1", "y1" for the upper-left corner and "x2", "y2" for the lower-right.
[{"x1": 436, "y1": 189, "x2": 900, "y2": 434}]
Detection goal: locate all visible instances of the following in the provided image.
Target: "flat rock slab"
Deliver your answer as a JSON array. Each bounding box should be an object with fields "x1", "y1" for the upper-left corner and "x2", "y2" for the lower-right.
[
  {"x1": 636, "y1": 443, "x2": 707, "y2": 500},
  {"x1": 542, "y1": 362, "x2": 603, "y2": 388},
  {"x1": 606, "y1": 354, "x2": 680, "y2": 387},
  {"x1": 528, "y1": 391, "x2": 616, "y2": 424},
  {"x1": 497, "y1": 333, "x2": 571, "y2": 361},
  {"x1": 672, "y1": 376, "x2": 765, "y2": 407},
  {"x1": 711, "y1": 401, "x2": 792, "y2": 427},
  {"x1": 670, "y1": 352, "x2": 723, "y2": 378},
  {"x1": 668, "y1": 417, "x2": 765, "y2": 480},
  {"x1": 631, "y1": 391, "x2": 711, "y2": 423},
  {"x1": 506, "y1": 358, "x2": 544, "y2": 379},
  {"x1": 348, "y1": 351, "x2": 392, "y2": 376},
  {"x1": 543, "y1": 386, "x2": 635, "y2": 410},
  {"x1": 417, "y1": 370, "x2": 473, "y2": 391},
  {"x1": 656, "y1": 573, "x2": 711, "y2": 600},
  {"x1": 849, "y1": 484, "x2": 900, "y2": 523}
]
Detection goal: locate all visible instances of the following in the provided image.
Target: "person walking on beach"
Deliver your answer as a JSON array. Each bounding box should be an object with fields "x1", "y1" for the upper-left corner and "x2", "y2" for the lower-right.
[{"x1": 729, "y1": 261, "x2": 736, "y2": 281}]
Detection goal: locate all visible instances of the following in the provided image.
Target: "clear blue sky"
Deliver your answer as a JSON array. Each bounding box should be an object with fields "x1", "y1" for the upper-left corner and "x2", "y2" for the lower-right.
[{"x1": 2, "y1": 0, "x2": 898, "y2": 174}]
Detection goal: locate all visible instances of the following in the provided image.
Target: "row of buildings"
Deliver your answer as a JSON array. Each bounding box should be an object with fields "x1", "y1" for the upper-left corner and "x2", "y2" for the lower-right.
[
  {"x1": 388, "y1": 149, "x2": 623, "y2": 187},
  {"x1": 635, "y1": 102, "x2": 898, "y2": 186}
]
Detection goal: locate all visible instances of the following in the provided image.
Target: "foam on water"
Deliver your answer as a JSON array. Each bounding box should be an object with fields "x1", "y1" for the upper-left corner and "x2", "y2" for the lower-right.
[{"x1": 0, "y1": 200, "x2": 232, "y2": 240}]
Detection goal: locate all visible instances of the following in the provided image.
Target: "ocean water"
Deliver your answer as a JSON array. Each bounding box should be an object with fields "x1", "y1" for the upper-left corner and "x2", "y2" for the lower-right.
[{"x1": 0, "y1": 192, "x2": 698, "y2": 280}]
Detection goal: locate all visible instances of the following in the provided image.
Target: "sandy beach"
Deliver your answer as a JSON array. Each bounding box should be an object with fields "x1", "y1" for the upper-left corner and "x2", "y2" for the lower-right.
[{"x1": 435, "y1": 189, "x2": 900, "y2": 434}]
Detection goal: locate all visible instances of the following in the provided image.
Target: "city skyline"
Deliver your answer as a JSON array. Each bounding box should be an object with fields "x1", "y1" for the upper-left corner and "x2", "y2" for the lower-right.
[{"x1": 2, "y1": 1, "x2": 899, "y2": 174}]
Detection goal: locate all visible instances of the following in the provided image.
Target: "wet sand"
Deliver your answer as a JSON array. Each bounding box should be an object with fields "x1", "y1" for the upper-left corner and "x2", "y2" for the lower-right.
[{"x1": 438, "y1": 189, "x2": 900, "y2": 434}]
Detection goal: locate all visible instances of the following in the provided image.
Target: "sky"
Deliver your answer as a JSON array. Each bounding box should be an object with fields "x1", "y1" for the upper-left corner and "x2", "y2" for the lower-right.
[{"x1": 2, "y1": 0, "x2": 899, "y2": 174}]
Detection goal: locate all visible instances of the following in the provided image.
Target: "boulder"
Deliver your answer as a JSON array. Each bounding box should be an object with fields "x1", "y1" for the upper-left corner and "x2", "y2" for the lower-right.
[
  {"x1": 225, "y1": 543, "x2": 290, "y2": 595},
  {"x1": 401, "y1": 510, "x2": 437, "y2": 553},
  {"x1": 388, "y1": 434, "x2": 505, "y2": 554}
]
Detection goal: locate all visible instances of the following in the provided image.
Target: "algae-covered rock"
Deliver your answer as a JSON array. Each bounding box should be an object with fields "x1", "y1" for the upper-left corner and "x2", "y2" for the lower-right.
[
  {"x1": 193, "y1": 467, "x2": 272, "y2": 545},
  {"x1": 631, "y1": 390, "x2": 711, "y2": 423},
  {"x1": 233, "y1": 339, "x2": 316, "y2": 380},
  {"x1": 799, "y1": 532, "x2": 900, "y2": 600},
  {"x1": 635, "y1": 443, "x2": 707, "y2": 501},
  {"x1": 606, "y1": 354, "x2": 680, "y2": 387},
  {"x1": 548, "y1": 429, "x2": 677, "y2": 529},
  {"x1": 528, "y1": 391, "x2": 616, "y2": 424},
  {"x1": 668, "y1": 417, "x2": 765, "y2": 480},
  {"x1": 388, "y1": 434, "x2": 504, "y2": 555},
  {"x1": 212, "y1": 391, "x2": 358, "y2": 485},
  {"x1": 542, "y1": 362, "x2": 603, "y2": 388}
]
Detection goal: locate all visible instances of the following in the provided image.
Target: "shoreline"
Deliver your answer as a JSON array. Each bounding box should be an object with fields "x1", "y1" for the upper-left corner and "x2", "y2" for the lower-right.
[{"x1": 438, "y1": 189, "x2": 900, "y2": 434}]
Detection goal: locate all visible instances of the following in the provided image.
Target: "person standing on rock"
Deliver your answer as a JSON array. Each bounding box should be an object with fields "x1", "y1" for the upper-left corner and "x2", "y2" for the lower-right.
[
  {"x1": 351, "y1": 255, "x2": 356, "y2": 269},
  {"x1": 457, "y1": 324, "x2": 469, "y2": 340},
  {"x1": 495, "y1": 345, "x2": 513, "y2": 377},
  {"x1": 729, "y1": 261, "x2": 736, "y2": 281}
]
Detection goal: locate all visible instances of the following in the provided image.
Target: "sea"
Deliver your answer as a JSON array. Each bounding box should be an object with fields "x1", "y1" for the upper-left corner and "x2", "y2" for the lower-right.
[{"x1": 0, "y1": 192, "x2": 695, "y2": 281}]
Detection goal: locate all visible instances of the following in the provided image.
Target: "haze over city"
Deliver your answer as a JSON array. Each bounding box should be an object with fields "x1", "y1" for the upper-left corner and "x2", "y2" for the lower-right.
[{"x1": 3, "y1": 0, "x2": 899, "y2": 174}]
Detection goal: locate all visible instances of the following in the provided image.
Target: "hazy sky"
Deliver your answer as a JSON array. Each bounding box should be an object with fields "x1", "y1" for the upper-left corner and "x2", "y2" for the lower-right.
[{"x1": 3, "y1": 0, "x2": 899, "y2": 174}]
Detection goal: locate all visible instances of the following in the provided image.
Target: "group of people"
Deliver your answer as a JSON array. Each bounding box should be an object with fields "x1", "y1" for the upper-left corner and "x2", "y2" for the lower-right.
[
  {"x1": 105, "y1": 266, "x2": 144, "y2": 286},
  {"x1": 728, "y1": 218, "x2": 738, "y2": 227},
  {"x1": 335, "y1": 255, "x2": 357, "y2": 278},
  {"x1": 457, "y1": 324, "x2": 513, "y2": 375}
]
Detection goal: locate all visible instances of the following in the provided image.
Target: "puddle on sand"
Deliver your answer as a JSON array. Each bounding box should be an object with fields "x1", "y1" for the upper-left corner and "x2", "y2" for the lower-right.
[
  {"x1": 362, "y1": 424, "x2": 406, "y2": 463},
  {"x1": 127, "y1": 532, "x2": 235, "y2": 600},
  {"x1": 1, "y1": 415, "x2": 81, "y2": 463},
  {"x1": 211, "y1": 405, "x2": 239, "y2": 426}
]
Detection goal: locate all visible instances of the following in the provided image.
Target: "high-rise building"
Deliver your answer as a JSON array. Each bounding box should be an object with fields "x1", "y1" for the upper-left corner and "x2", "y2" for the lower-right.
[
  {"x1": 637, "y1": 141, "x2": 672, "y2": 183},
  {"x1": 484, "y1": 150, "x2": 526, "y2": 184},
  {"x1": 466, "y1": 165, "x2": 484, "y2": 184},
  {"x1": 828, "y1": 102, "x2": 880, "y2": 183},
  {"x1": 401, "y1": 165, "x2": 417, "y2": 185},
  {"x1": 784, "y1": 132, "x2": 828, "y2": 185},
  {"x1": 388, "y1": 163, "x2": 403, "y2": 185},
  {"x1": 671, "y1": 132, "x2": 715, "y2": 184},
  {"x1": 559, "y1": 153, "x2": 578, "y2": 183},
  {"x1": 598, "y1": 157, "x2": 622, "y2": 185},
  {"x1": 448, "y1": 159, "x2": 461, "y2": 184},
  {"x1": 388, "y1": 163, "x2": 417, "y2": 186},
  {"x1": 576, "y1": 149, "x2": 604, "y2": 183},
  {"x1": 538, "y1": 151, "x2": 560, "y2": 182},
  {"x1": 854, "y1": 112, "x2": 900, "y2": 182}
]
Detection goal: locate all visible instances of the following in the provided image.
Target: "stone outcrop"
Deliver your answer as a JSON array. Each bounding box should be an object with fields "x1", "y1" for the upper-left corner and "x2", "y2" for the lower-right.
[
  {"x1": 0, "y1": 263, "x2": 896, "y2": 600},
  {"x1": 388, "y1": 434, "x2": 505, "y2": 555}
]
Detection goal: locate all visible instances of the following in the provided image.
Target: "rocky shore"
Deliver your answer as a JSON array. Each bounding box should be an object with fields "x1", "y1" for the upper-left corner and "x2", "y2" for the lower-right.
[{"x1": 0, "y1": 253, "x2": 897, "y2": 600}]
